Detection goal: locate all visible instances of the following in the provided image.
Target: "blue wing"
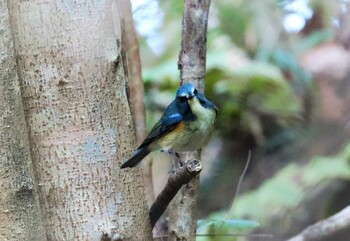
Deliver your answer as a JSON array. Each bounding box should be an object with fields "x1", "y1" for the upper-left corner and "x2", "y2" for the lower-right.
[
  {"x1": 139, "y1": 102, "x2": 183, "y2": 149},
  {"x1": 121, "y1": 112, "x2": 182, "y2": 168}
]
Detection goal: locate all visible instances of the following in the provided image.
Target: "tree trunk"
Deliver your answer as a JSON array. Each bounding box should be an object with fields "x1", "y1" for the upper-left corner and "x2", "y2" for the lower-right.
[
  {"x1": 118, "y1": 0, "x2": 155, "y2": 210},
  {"x1": 0, "y1": 2, "x2": 47, "y2": 240},
  {"x1": 169, "y1": 0, "x2": 211, "y2": 240},
  {"x1": 5, "y1": 0, "x2": 152, "y2": 240}
]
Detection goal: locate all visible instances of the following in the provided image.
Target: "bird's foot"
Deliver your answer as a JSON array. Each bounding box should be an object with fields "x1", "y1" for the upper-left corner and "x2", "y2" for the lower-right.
[
  {"x1": 168, "y1": 166, "x2": 176, "y2": 175},
  {"x1": 167, "y1": 149, "x2": 185, "y2": 167}
]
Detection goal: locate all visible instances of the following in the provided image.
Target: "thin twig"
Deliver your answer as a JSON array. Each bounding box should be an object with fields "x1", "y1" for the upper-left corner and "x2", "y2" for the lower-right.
[{"x1": 228, "y1": 150, "x2": 252, "y2": 216}]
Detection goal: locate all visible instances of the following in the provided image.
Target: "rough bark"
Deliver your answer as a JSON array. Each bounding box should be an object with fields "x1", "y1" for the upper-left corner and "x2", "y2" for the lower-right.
[
  {"x1": 177, "y1": 0, "x2": 211, "y2": 92},
  {"x1": 119, "y1": 0, "x2": 155, "y2": 209},
  {"x1": 0, "y1": 2, "x2": 47, "y2": 240},
  {"x1": 6, "y1": 0, "x2": 151, "y2": 240},
  {"x1": 120, "y1": 0, "x2": 146, "y2": 143},
  {"x1": 168, "y1": 0, "x2": 211, "y2": 240}
]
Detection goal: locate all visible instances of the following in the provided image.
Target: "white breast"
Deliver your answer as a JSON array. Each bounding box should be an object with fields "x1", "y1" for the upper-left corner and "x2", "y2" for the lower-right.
[
  {"x1": 158, "y1": 97, "x2": 217, "y2": 152},
  {"x1": 189, "y1": 97, "x2": 217, "y2": 130},
  {"x1": 177, "y1": 97, "x2": 216, "y2": 151}
]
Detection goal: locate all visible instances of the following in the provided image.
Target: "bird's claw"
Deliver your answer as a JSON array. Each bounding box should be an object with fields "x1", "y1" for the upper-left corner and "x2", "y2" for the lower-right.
[{"x1": 167, "y1": 149, "x2": 185, "y2": 166}]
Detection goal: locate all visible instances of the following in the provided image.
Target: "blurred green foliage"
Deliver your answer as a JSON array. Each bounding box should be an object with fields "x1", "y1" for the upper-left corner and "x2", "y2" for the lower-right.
[
  {"x1": 213, "y1": 61, "x2": 301, "y2": 141},
  {"x1": 230, "y1": 142, "x2": 350, "y2": 219},
  {"x1": 216, "y1": 1, "x2": 252, "y2": 49},
  {"x1": 139, "y1": 0, "x2": 326, "y2": 149},
  {"x1": 197, "y1": 218, "x2": 259, "y2": 241},
  {"x1": 133, "y1": 0, "x2": 347, "y2": 238},
  {"x1": 197, "y1": 142, "x2": 350, "y2": 240}
]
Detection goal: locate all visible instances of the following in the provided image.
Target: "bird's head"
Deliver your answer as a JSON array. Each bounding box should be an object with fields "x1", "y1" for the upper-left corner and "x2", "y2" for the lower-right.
[
  {"x1": 176, "y1": 83, "x2": 197, "y2": 102},
  {"x1": 175, "y1": 83, "x2": 216, "y2": 115}
]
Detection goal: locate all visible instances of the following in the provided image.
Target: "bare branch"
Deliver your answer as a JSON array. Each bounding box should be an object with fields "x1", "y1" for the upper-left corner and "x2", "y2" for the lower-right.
[
  {"x1": 287, "y1": 206, "x2": 350, "y2": 241},
  {"x1": 149, "y1": 160, "x2": 202, "y2": 228}
]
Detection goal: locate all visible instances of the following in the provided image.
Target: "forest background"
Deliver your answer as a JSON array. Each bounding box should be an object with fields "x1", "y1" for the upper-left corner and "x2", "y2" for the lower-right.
[{"x1": 132, "y1": 0, "x2": 350, "y2": 240}]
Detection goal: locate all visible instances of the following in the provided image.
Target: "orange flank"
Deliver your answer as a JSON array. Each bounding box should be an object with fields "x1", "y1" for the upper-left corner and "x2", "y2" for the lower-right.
[
  {"x1": 157, "y1": 120, "x2": 186, "y2": 149},
  {"x1": 173, "y1": 121, "x2": 185, "y2": 132}
]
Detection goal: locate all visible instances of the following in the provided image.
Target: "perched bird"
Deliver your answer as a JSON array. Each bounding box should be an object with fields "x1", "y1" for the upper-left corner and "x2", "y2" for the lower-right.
[{"x1": 120, "y1": 83, "x2": 217, "y2": 169}]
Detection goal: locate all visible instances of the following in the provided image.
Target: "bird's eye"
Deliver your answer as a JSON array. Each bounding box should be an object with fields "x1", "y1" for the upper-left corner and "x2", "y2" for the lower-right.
[
  {"x1": 194, "y1": 88, "x2": 198, "y2": 95},
  {"x1": 179, "y1": 96, "x2": 187, "y2": 102}
]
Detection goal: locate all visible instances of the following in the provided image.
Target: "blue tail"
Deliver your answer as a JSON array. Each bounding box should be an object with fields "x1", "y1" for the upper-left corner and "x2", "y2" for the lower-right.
[{"x1": 120, "y1": 148, "x2": 150, "y2": 168}]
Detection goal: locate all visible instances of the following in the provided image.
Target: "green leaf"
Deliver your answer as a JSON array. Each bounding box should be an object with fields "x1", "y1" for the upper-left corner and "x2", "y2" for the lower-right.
[
  {"x1": 196, "y1": 218, "x2": 259, "y2": 241},
  {"x1": 197, "y1": 219, "x2": 259, "y2": 231}
]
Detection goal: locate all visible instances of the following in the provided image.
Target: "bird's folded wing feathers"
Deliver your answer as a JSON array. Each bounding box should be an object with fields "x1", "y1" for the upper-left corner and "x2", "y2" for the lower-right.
[{"x1": 139, "y1": 113, "x2": 182, "y2": 149}]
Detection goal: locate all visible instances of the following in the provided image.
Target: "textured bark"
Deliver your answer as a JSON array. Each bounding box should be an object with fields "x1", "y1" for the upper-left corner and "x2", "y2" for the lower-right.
[
  {"x1": 177, "y1": 0, "x2": 211, "y2": 92},
  {"x1": 6, "y1": 0, "x2": 151, "y2": 240},
  {"x1": 0, "y1": 1, "x2": 46, "y2": 240},
  {"x1": 119, "y1": 0, "x2": 155, "y2": 209},
  {"x1": 120, "y1": 0, "x2": 146, "y2": 143},
  {"x1": 169, "y1": 1, "x2": 211, "y2": 240},
  {"x1": 168, "y1": 163, "x2": 200, "y2": 241}
]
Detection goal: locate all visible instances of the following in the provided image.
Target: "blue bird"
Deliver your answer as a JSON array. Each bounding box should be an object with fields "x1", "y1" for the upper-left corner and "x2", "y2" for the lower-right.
[{"x1": 120, "y1": 83, "x2": 217, "y2": 168}]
